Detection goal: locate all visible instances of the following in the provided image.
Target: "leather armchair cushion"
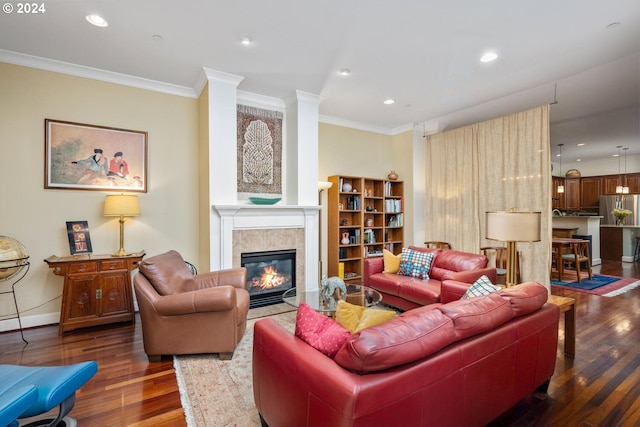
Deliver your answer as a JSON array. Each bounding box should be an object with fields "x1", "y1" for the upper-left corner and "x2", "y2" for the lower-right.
[
  {"x1": 334, "y1": 307, "x2": 455, "y2": 373},
  {"x1": 151, "y1": 286, "x2": 237, "y2": 316},
  {"x1": 138, "y1": 250, "x2": 195, "y2": 295}
]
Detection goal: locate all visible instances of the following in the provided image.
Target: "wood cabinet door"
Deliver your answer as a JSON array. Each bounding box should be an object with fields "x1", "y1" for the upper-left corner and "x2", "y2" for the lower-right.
[
  {"x1": 565, "y1": 178, "x2": 581, "y2": 209},
  {"x1": 602, "y1": 176, "x2": 621, "y2": 195},
  {"x1": 99, "y1": 270, "x2": 132, "y2": 316},
  {"x1": 64, "y1": 274, "x2": 99, "y2": 323},
  {"x1": 625, "y1": 174, "x2": 640, "y2": 193},
  {"x1": 580, "y1": 177, "x2": 602, "y2": 208},
  {"x1": 552, "y1": 177, "x2": 565, "y2": 208}
]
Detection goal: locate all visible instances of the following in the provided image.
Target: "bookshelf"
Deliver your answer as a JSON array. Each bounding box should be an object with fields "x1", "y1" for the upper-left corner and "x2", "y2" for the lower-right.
[{"x1": 327, "y1": 175, "x2": 404, "y2": 283}]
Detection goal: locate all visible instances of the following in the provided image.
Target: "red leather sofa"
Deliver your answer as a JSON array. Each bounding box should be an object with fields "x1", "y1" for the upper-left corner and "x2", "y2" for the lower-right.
[
  {"x1": 253, "y1": 282, "x2": 559, "y2": 427},
  {"x1": 364, "y1": 246, "x2": 497, "y2": 311}
]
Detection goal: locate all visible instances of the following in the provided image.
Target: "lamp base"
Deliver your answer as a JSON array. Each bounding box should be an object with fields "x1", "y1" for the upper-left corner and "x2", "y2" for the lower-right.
[{"x1": 505, "y1": 241, "x2": 518, "y2": 287}]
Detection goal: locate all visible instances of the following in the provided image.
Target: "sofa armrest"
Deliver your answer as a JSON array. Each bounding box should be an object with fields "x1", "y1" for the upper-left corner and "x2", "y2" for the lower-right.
[
  {"x1": 192, "y1": 267, "x2": 247, "y2": 290},
  {"x1": 443, "y1": 266, "x2": 497, "y2": 285},
  {"x1": 153, "y1": 286, "x2": 236, "y2": 315},
  {"x1": 363, "y1": 257, "x2": 384, "y2": 286},
  {"x1": 440, "y1": 280, "x2": 473, "y2": 303}
]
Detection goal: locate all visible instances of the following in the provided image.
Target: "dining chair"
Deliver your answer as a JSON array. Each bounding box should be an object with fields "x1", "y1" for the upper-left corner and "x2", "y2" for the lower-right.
[
  {"x1": 561, "y1": 240, "x2": 592, "y2": 283},
  {"x1": 424, "y1": 241, "x2": 452, "y2": 250},
  {"x1": 481, "y1": 246, "x2": 521, "y2": 285}
]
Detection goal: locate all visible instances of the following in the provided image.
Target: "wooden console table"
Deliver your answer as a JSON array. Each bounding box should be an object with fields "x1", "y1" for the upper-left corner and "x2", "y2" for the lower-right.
[{"x1": 44, "y1": 251, "x2": 145, "y2": 334}]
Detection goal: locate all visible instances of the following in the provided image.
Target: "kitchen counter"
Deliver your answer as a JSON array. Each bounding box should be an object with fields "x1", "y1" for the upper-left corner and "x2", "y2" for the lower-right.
[
  {"x1": 600, "y1": 225, "x2": 640, "y2": 262},
  {"x1": 552, "y1": 216, "x2": 603, "y2": 265}
]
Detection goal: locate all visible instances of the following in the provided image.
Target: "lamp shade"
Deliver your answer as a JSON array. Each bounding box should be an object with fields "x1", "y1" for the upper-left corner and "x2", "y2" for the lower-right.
[
  {"x1": 104, "y1": 195, "x2": 140, "y2": 217},
  {"x1": 486, "y1": 211, "x2": 541, "y2": 242},
  {"x1": 318, "y1": 181, "x2": 333, "y2": 191}
]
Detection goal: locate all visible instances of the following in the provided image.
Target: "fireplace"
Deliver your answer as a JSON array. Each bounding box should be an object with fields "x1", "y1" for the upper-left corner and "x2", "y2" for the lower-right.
[{"x1": 241, "y1": 249, "x2": 296, "y2": 308}]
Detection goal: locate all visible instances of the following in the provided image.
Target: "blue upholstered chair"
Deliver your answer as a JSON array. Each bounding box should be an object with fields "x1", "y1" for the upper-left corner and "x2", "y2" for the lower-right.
[{"x1": 0, "y1": 361, "x2": 97, "y2": 427}]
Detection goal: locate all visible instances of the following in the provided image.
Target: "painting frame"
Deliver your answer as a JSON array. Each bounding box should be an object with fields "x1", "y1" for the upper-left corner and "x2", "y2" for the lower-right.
[
  {"x1": 65, "y1": 221, "x2": 93, "y2": 255},
  {"x1": 45, "y1": 119, "x2": 148, "y2": 192}
]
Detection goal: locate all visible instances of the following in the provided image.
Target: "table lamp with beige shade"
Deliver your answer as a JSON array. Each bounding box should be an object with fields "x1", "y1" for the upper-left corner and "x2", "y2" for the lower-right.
[
  {"x1": 104, "y1": 194, "x2": 140, "y2": 256},
  {"x1": 485, "y1": 209, "x2": 541, "y2": 287}
]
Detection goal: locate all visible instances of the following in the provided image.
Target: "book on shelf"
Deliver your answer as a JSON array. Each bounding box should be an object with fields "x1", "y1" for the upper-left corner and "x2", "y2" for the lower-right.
[
  {"x1": 384, "y1": 198, "x2": 402, "y2": 213},
  {"x1": 347, "y1": 195, "x2": 362, "y2": 211}
]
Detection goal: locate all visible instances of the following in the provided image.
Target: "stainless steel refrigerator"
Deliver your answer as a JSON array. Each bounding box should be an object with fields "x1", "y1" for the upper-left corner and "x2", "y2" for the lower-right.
[{"x1": 599, "y1": 195, "x2": 639, "y2": 226}]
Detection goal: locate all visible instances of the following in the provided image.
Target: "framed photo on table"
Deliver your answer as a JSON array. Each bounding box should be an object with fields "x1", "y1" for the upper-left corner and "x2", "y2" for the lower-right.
[
  {"x1": 66, "y1": 221, "x2": 93, "y2": 255},
  {"x1": 45, "y1": 119, "x2": 148, "y2": 192}
]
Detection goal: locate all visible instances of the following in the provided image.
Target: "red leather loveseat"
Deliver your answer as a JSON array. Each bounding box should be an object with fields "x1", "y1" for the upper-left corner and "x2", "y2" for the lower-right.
[
  {"x1": 364, "y1": 246, "x2": 497, "y2": 311},
  {"x1": 253, "y1": 282, "x2": 559, "y2": 427}
]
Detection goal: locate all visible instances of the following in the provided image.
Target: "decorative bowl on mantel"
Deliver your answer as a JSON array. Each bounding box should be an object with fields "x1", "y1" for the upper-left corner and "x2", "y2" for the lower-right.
[{"x1": 248, "y1": 197, "x2": 282, "y2": 205}]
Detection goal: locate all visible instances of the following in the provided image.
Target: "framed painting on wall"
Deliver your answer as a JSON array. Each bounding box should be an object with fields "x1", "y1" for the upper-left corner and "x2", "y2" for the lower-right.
[
  {"x1": 65, "y1": 221, "x2": 93, "y2": 255},
  {"x1": 45, "y1": 119, "x2": 148, "y2": 192}
]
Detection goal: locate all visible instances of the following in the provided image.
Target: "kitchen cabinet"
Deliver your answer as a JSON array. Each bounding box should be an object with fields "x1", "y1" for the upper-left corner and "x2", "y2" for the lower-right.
[
  {"x1": 552, "y1": 177, "x2": 565, "y2": 209},
  {"x1": 580, "y1": 177, "x2": 602, "y2": 208},
  {"x1": 564, "y1": 178, "x2": 581, "y2": 209},
  {"x1": 602, "y1": 175, "x2": 621, "y2": 195}
]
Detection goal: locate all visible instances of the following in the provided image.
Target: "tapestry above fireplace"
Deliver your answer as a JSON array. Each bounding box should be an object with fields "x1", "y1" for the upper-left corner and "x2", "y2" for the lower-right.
[{"x1": 237, "y1": 104, "x2": 283, "y2": 198}]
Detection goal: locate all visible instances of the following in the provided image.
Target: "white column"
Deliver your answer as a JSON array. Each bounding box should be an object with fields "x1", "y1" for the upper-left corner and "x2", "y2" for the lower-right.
[{"x1": 204, "y1": 68, "x2": 244, "y2": 270}]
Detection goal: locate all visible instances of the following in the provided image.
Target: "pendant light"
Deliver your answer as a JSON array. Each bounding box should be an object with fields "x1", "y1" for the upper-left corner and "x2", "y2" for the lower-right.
[
  {"x1": 616, "y1": 146, "x2": 623, "y2": 194},
  {"x1": 557, "y1": 144, "x2": 564, "y2": 194},
  {"x1": 622, "y1": 147, "x2": 629, "y2": 194}
]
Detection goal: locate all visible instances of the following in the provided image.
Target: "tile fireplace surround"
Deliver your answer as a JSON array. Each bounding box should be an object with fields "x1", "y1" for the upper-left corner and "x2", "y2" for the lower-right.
[{"x1": 213, "y1": 204, "x2": 320, "y2": 291}]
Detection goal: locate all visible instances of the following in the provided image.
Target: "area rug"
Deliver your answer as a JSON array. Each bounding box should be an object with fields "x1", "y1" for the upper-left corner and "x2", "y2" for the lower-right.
[
  {"x1": 551, "y1": 273, "x2": 640, "y2": 297},
  {"x1": 173, "y1": 303, "x2": 296, "y2": 427}
]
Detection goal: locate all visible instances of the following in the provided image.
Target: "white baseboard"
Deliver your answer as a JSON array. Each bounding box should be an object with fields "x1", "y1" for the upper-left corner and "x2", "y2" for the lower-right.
[
  {"x1": 1, "y1": 306, "x2": 140, "y2": 334},
  {"x1": 0, "y1": 312, "x2": 59, "y2": 333}
]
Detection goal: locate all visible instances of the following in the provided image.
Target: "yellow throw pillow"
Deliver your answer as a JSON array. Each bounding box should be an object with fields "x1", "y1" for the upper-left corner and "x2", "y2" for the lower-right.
[
  {"x1": 335, "y1": 300, "x2": 396, "y2": 332},
  {"x1": 383, "y1": 249, "x2": 401, "y2": 273}
]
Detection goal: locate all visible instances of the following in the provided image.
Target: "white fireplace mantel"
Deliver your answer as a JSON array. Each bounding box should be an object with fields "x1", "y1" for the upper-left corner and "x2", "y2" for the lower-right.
[{"x1": 213, "y1": 204, "x2": 320, "y2": 290}]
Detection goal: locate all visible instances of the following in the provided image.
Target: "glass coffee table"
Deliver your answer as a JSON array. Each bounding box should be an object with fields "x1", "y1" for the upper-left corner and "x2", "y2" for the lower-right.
[{"x1": 282, "y1": 284, "x2": 382, "y2": 315}]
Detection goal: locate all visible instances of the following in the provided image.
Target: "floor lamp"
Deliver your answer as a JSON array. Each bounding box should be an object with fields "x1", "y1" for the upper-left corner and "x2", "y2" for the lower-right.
[
  {"x1": 486, "y1": 209, "x2": 541, "y2": 287},
  {"x1": 318, "y1": 181, "x2": 333, "y2": 284}
]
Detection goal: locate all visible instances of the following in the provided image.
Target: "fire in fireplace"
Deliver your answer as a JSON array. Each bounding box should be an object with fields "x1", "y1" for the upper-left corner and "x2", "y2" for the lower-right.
[{"x1": 241, "y1": 249, "x2": 296, "y2": 308}]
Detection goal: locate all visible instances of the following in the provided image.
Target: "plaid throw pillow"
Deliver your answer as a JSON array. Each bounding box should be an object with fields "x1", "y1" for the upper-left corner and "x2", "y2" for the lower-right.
[
  {"x1": 461, "y1": 275, "x2": 501, "y2": 299},
  {"x1": 397, "y1": 248, "x2": 435, "y2": 280}
]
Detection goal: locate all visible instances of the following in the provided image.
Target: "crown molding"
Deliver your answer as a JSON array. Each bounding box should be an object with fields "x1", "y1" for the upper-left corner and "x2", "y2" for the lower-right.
[
  {"x1": 0, "y1": 49, "x2": 197, "y2": 98},
  {"x1": 1, "y1": 49, "x2": 417, "y2": 136},
  {"x1": 319, "y1": 114, "x2": 422, "y2": 136}
]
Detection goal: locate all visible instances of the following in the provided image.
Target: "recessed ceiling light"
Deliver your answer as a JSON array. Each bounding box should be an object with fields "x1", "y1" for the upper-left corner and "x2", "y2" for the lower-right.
[
  {"x1": 241, "y1": 37, "x2": 252, "y2": 45},
  {"x1": 480, "y1": 51, "x2": 498, "y2": 63},
  {"x1": 383, "y1": 99, "x2": 396, "y2": 105},
  {"x1": 86, "y1": 14, "x2": 108, "y2": 27},
  {"x1": 606, "y1": 22, "x2": 621, "y2": 30},
  {"x1": 152, "y1": 34, "x2": 164, "y2": 42},
  {"x1": 577, "y1": 143, "x2": 586, "y2": 147},
  {"x1": 339, "y1": 68, "x2": 351, "y2": 76}
]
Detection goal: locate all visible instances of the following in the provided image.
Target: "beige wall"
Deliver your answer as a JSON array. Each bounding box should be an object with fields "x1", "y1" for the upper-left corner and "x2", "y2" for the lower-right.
[
  {"x1": 0, "y1": 63, "x2": 199, "y2": 328},
  {"x1": 318, "y1": 123, "x2": 416, "y2": 277},
  {"x1": 0, "y1": 63, "x2": 411, "y2": 329}
]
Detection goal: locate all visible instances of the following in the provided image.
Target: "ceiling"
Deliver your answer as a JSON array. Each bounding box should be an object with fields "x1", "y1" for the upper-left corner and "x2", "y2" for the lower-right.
[{"x1": 1, "y1": 0, "x2": 638, "y2": 162}]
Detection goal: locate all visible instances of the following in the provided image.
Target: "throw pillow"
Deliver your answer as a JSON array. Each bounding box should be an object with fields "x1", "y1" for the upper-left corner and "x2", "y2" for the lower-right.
[
  {"x1": 461, "y1": 275, "x2": 502, "y2": 300},
  {"x1": 382, "y1": 249, "x2": 401, "y2": 273},
  {"x1": 335, "y1": 300, "x2": 396, "y2": 333},
  {"x1": 397, "y1": 247, "x2": 435, "y2": 280},
  {"x1": 295, "y1": 302, "x2": 351, "y2": 358}
]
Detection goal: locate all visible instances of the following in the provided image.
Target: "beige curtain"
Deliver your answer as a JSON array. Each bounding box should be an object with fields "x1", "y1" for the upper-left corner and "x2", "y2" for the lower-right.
[{"x1": 425, "y1": 105, "x2": 551, "y2": 288}]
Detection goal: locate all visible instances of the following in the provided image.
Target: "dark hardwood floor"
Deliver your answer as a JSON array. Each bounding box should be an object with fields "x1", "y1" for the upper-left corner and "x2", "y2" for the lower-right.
[{"x1": 1, "y1": 260, "x2": 639, "y2": 426}]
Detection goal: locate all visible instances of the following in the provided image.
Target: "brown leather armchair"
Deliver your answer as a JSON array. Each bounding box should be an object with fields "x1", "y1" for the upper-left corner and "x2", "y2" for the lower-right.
[{"x1": 133, "y1": 250, "x2": 250, "y2": 361}]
